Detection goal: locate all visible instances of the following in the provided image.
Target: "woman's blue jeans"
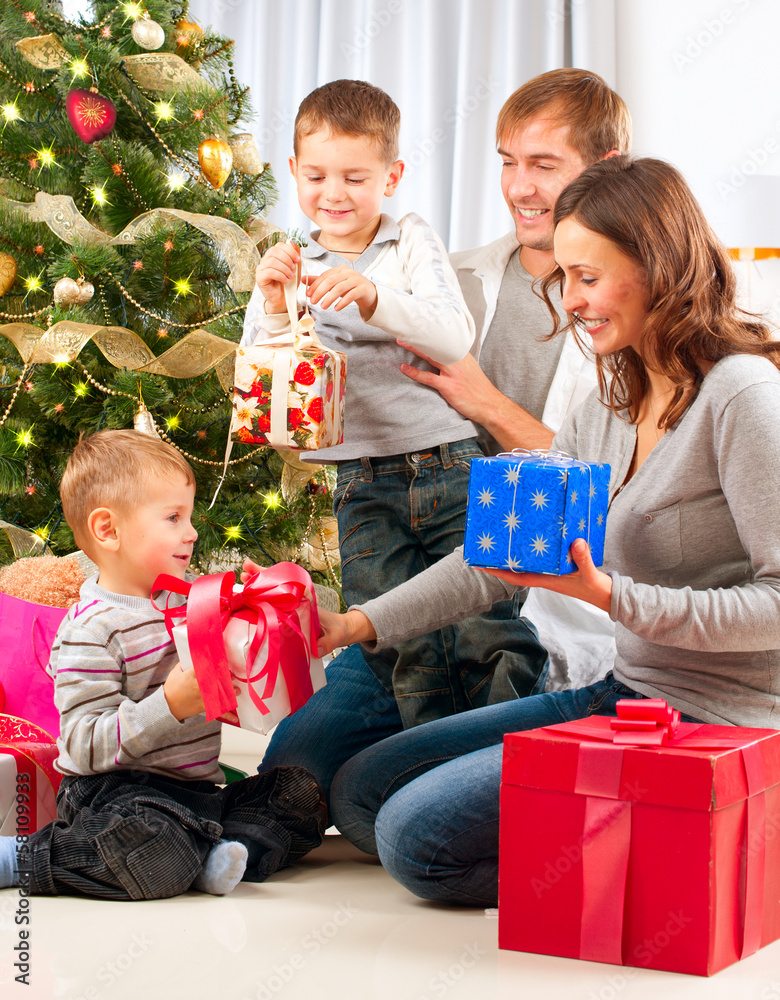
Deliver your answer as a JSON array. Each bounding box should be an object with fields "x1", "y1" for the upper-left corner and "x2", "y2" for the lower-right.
[{"x1": 329, "y1": 674, "x2": 702, "y2": 908}]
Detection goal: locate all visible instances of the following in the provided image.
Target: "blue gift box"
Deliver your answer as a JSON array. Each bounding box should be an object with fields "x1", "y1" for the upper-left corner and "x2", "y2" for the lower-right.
[{"x1": 463, "y1": 451, "x2": 610, "y2": 575}]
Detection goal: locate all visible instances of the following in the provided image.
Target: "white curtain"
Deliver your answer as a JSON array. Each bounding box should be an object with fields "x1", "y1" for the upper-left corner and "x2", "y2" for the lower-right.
[{"x1": 188, "y1": 0, "x2": 616, "y2": 251}]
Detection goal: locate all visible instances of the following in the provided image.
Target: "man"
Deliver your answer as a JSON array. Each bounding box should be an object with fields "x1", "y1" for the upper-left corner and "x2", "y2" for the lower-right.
[{"x1": 258, "y1": 69, "x2": 630, "y2": 802}]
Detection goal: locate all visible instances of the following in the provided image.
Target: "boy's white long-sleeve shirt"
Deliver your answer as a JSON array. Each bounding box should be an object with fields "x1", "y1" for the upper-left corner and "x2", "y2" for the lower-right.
[{"x1": 241, "y1": 213, "x2": 479, "y2": 461}]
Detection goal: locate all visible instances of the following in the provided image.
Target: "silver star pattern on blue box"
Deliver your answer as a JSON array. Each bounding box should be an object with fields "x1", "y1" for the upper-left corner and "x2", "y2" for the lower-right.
[{"x1": 463, "y1": 452, "x2": 610, "y2": 575}]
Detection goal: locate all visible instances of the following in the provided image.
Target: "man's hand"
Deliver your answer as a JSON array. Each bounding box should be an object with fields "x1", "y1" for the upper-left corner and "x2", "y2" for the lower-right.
[
  {"x1": 255, "y1": 242, "x2": 300, "y2": 315},
  {"x1": 399, "y1": 343, "x2": 500, "y2": 422},
  {"x1": 303, "y1": 267, "x2": 378, "y2": 320},
  {"x1": 398, "y1": 341, "x2": 555, "y2": 451},
  {"x1": 480, "y1": 539, "x2": 613, "y2": 613}
]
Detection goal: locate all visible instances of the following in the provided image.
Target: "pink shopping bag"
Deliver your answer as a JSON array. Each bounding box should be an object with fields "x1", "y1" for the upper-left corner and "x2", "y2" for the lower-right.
[{"x1": 0, "y1": 592, "x2": 65, "y2": 738}]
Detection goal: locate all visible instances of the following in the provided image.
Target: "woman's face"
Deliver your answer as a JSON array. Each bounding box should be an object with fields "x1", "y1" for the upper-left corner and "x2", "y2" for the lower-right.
[{"x1": 555, "y1": 217, "x2": 649, "y2": 357}]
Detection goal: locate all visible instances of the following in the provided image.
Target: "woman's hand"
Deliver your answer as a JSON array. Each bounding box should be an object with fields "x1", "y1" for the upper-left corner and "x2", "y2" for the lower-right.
[
  {"x1": 317, "y1": 608, "x2": 376, "y2": 656},
  {"x1": 480, "y1": 538, "x2": 613, "y2": 613},
  {"x1": 240, "y1": 559, "x2": 377, "y2": 656}
]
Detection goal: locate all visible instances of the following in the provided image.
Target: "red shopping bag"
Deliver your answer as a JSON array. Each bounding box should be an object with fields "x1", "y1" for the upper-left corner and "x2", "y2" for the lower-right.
[{"x1": 0, "y1": 592, "x2": 64, "y2": 738}]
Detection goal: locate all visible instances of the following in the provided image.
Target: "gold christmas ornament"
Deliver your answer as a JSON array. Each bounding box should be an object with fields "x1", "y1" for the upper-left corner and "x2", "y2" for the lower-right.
[
  {"x1": 75, "y1": 277, "x2": 94, "y2": 305},
  {"x1": 175, "y1": 19, "x2": 204, "y2": 47},
  {"x1": 52, "y1": 276, "x2": 80, "y2": 305},
  {"x1": 229, "y1": 133, "x2": 264, "y2": 175},
  {"x1": 304, "y1": 516, "x2": 340, "y2": 572},
  {"x1": 133, "y1": 403, "x2": 160, "y2": 437},
  {"x1": 131, "y1": 14, "x2": 166, "y2": 51},
  {"x1": 15, "y1": 33, "x2": 68, "y2": 70},
  {"x1": 198, "y1": 138, "x2": 233, "y2": 190},
  {"x1": 0, "y1": 253, "x2": 17, "y2": 296}
]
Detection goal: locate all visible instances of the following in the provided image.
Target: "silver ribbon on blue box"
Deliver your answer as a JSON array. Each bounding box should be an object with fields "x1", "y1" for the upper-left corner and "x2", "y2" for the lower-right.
[{"x1": 463, "y1": 450, "x2": 610, "y2": 575}]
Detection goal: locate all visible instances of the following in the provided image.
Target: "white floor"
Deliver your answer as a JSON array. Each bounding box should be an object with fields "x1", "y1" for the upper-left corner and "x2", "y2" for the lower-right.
[{"x1": 2, "y1": 725, "x2": 780, "y2": 1000}]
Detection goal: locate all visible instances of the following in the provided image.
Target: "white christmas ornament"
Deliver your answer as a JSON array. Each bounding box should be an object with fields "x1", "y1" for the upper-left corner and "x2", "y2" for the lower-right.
[{"x1": 131, "y1": 16, "x2": 166, "y2": 51}]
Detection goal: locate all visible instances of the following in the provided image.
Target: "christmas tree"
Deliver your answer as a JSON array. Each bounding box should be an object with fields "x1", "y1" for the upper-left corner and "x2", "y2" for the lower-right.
[{"x1": 0, "y1": 0, "x2": 340, "y2": 591}]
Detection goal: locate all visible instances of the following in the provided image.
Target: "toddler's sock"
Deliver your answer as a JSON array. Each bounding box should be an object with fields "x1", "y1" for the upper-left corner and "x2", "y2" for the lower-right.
[
  {"x1": 0, "y1": 837, "x2": 20, "y2": 888},
  {"x1": 192, "y1": 840, "x2": 247, "y2": 896}
]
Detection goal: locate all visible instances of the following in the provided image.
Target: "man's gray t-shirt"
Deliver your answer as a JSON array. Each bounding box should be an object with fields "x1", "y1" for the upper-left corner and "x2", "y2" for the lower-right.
[{"x1": 474, "y1": 249, "x2": 565, "y2": 455}]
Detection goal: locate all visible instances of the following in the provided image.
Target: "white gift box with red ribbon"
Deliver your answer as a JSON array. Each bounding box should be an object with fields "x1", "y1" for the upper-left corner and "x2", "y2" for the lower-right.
[{"x1": 155, "y1": 564, "x2": 326, "y2": 735}]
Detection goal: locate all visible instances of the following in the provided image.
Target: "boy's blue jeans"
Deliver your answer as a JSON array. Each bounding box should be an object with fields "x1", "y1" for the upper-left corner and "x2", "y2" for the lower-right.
[{"x1": 334, "y1": 438, "x2": 549, "y2": 728}]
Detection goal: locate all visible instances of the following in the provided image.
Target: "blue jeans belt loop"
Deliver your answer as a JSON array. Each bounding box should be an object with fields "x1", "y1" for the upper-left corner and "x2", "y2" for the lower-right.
[
  {"x1": 360, "y1": 456, "x2": 374, "y2": 482},
  {"x1": 439, "y1": 441, "x2": 453, "y2": 469}
]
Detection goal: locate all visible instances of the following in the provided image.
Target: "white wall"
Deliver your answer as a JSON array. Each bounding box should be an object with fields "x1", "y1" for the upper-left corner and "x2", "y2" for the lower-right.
[{"x1": 614, "y1": 0, "x2": 780, "y2": 325}]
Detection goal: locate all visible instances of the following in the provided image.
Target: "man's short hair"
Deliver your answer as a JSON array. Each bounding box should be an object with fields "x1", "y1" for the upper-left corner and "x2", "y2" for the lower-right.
[
  {"x1": 496, "y1": 67, "x2": 631, "y2": 164},
  {"x1": 60, "y1": 430, "x2": 194, "y2": 556},
  {"x1": 294, "y1": 79, "x2": 400, "y2": 164}
]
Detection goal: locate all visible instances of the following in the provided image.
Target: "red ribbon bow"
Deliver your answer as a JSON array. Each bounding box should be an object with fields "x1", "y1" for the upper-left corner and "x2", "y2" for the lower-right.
[
  {"x1": 153, "y1": 563, "x2": 320, "y2": 723},
  {"x1": 609, "y1": 698, "x2": 681, "y2": 745}
]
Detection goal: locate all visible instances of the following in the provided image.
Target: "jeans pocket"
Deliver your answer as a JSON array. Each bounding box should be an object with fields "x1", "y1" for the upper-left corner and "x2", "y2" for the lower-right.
[{"x1": 332, "y1": 475, "x2": 359, "y2": 515}]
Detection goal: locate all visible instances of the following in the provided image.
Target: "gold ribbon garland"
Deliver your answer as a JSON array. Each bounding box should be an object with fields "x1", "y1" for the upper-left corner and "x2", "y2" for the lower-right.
[
  {"x1": 122, "y1": 53, "x2": 207, "y2": 94},
  {"x1": 0, "y1": 320, "x2": 237, "y2": 391},
  {"x1": 0, "y1": 520, "x2": 46, "y2": 559},
  {"x1": 16, "y1": 194, "x2": 261, "y2": 293}
]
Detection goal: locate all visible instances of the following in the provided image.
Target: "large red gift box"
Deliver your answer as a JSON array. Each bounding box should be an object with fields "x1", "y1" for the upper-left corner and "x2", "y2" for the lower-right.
[
  {"x1": 499, "y1": 701, "x2": 780, "y2": 976},
  {"x1": 0, "y1": 715, "x2": 61, "y2": 837}
]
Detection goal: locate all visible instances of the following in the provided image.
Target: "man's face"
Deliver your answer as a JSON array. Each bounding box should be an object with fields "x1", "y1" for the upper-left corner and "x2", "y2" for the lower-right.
[{"x1": 499, "y1": 118, "x2": 588, "y2": 251}]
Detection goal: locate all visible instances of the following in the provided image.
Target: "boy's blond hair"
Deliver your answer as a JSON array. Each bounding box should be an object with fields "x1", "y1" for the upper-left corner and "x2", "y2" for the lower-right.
[
  {"x1": 294, "y1": 79, "x2": 400, "y2": 165},
  {"x1": 60, "y1": 430, "x2": 194, "y2": 557},
  {"x1": 496, "y1": 68, "x2": 631, "y2": 165}
]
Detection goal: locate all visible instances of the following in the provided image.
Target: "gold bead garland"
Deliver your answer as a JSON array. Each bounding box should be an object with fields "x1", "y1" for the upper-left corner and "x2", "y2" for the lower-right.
[
  {"x1": 0, "y1": 366, "x2": 30, "y2": 429},
  {"x1": 109, "y1": 272, "x2": 246, "y2": 329},
  {"x1": 116, "y1": 89, "x2": 215, "y2": 193},
  {"x1": 0, "y1": 304, "x2": 50, "y2": 321},
  {"x1": 75, "y1": 363, "x2": 264, "y2": 468}
]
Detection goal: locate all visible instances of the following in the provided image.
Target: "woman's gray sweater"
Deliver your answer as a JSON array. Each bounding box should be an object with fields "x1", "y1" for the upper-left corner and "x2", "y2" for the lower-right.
[{"x1": 357, "y1": 354, "x2": 780, "y2": 728}]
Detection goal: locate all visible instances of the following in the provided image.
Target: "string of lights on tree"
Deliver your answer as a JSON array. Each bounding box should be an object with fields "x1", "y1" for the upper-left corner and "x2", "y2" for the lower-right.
[{"x1": 0, "y1": 0, "x2": 340, "y2": 592}]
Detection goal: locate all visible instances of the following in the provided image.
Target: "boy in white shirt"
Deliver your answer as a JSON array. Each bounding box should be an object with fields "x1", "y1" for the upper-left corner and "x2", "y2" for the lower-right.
[{"x1": 243, "y1": 79, "x2": 546, "y2": 728}]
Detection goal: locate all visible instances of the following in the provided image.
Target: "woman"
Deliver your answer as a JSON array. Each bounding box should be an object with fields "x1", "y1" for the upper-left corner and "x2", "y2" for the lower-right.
[{"x1": 315, "y1": 156, "x2": 780, "y2": 907}]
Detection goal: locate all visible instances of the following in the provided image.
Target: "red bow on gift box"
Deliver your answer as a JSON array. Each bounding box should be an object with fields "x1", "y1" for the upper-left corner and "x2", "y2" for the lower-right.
[{"x1": 153, "y1": 563, "x2": 320, "y2": 722}]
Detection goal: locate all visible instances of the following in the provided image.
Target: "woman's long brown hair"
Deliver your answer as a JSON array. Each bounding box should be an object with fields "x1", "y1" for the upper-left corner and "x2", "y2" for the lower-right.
[{"x1": 540, "y1": 156, "x2": 780, "y2": 427}]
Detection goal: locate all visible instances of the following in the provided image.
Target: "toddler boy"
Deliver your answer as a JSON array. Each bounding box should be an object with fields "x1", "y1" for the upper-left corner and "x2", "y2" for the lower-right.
[
  {"x1": 0, "y1": 430, "x2": 325, "y2": 900},
  {"x1": 243, "y1": 79, "x2": 498, "y2": 728}
]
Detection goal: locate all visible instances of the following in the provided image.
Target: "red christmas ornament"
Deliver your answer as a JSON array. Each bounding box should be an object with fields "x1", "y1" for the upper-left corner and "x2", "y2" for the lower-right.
[{"x1": 66, "y1": 88, "x2": 117, "y2": 144}]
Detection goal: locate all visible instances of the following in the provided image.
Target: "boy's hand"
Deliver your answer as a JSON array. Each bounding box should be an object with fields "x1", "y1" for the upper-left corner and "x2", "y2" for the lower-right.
[
  {"x1": 240, "y1": 558, "x2": 262, "y2": 585},
  {"x1": 304, "y1": 267, "x2": 378, "y2": 320},
  {"x1": 163, "y1": 661, "x2": 206, "y2": 721},
  {"x1": 255, "y1": 242, "x2": 300, "y2": 315},
  {"x1": 163, "y1": 662, "x2": 239, "y2": 725}
]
